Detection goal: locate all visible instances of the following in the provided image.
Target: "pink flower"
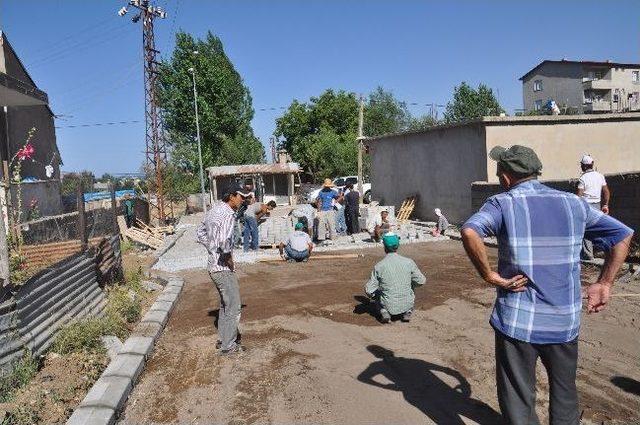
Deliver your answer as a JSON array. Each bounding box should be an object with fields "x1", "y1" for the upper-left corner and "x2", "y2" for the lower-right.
[{"x1": 17, "y1": 143, "x2": 35, "y2": 161}]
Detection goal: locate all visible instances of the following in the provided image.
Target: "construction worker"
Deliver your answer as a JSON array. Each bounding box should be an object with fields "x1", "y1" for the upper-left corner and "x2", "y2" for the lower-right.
[
  {"x1": 196, "y1": 182, "x2": 252, "y2": 355},
  {"x1": 364, "y1": 232, "x2": 426, "y2": 323},
  {"x1": 316, "y1": 178, "x2": 343, "y2": 244},
  {"x1": 123, "y1": 193, "x2": 136, "y2": 228},
  {"x1": 461, "y1": 145, "x2": 632, "y2": 423},
  {"x1": 577, "y1": 154, "x2": 610, "y2": 260},
  {"x1": 279, "y1": 222, "x2": 314, "y2": 262},
  {"x1": 431, "y1": 208, "x2": 450, "y2": 237},
  {"x1": 344, "y1": 183, "x2": 360, "y2": 235},
  {"x1": 243, "y1": 200, "x2": 276, "y2": 252},
  {"x1": 369, "y1": 210, "x2": 391, "y2": 242}
]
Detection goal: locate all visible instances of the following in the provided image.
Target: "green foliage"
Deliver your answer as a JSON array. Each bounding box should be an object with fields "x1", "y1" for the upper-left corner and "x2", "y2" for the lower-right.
[
  {"x1": 52, "y1": 268, "x2": 144, "y2": 355},
  {"x1": 0, "y1": 351, "x2": 39, "y2": 403},
  {"x1": 443, "y1": 82, "x2": 504, "y2": 124},
  {"x1": 159, "y1": 31, "x2": 264, "y2": 173},
  {"x1": 407, "y1": 114, "x2": 440, "y2": 131},
  {"x1": 275, "y1": 90, "x2": 358, "y2": 181},
  {"x1": 61, "y1": 171, "x2": 94, "y2": 196},
  {"x1": 275, "y1": 87, "x2": 442, "y2": 181},
  {"x1": 8, "y1": 251, "x2": 28, "y2": 285},
  {"x1": 51, "y1": 316, "x2": 126, "y2": 355}
]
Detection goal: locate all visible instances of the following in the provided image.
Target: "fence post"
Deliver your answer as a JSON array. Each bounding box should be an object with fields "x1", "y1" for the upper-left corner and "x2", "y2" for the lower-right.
[
  {"x1": 109, "y1": 182, "x2": 118, "y2": 235},
  {"x1": 76, "y1": 185, "x2": 87, "y2": 250}
]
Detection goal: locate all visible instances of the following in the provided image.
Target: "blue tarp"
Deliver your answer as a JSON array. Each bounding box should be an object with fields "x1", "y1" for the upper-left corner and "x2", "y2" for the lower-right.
[{"x1": 83, "y1": 189, "x2": 135, "y2": 202}]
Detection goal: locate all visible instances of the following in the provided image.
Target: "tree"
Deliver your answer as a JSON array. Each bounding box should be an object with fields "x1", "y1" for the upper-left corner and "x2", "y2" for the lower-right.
[
  {"x1": 364, "y1": 87, "x2": 412, "y2": 137},
  {"x1": 443, "y1": 82, "x2": 504, "y2": 124},
  {"x1": 275, "y1": 90, "x2": 359, "y2": 181},
  {"x1": 61, "y1": 171, "x2": 94, "y2": 195},
  {"x1": 159, "y1": 31, "x2": 264, "y2": 177}
]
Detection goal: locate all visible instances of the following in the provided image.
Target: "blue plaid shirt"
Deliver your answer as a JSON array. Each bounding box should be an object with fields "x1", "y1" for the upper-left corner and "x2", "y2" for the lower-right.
[{"x1": 463, "y1": 180, "x2": 632, "y2": 344}]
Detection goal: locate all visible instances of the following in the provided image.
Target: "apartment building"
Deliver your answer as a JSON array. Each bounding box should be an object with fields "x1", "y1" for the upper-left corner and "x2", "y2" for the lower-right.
[{"x1": 520, "y1": 60, "x2": 640, "y2": 114}]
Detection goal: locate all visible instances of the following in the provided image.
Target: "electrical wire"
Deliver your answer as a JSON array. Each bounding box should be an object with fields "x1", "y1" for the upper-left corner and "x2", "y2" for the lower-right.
[{"x1": 55, "y1": 120, "x2": 142, "y2": 129}]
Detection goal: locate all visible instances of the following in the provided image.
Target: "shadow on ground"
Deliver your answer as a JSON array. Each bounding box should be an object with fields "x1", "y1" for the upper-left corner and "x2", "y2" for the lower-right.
[
  {"x1": 611, "y1": 376, "x2": 640, "y2": 397},
  {"x1": 357, "y1": 345, "x2": 504, "y2": 425}
]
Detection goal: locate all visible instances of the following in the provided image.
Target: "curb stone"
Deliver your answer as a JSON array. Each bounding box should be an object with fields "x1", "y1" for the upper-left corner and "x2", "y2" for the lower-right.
[{"x1": 66, "y1": 276, "x2": 184, "y2": 425}]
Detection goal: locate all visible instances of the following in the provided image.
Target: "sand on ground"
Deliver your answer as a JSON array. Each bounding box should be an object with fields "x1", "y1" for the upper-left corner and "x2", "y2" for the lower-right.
[{"x1": 121, "y1": 241, "x2": 640, "y2": 424}]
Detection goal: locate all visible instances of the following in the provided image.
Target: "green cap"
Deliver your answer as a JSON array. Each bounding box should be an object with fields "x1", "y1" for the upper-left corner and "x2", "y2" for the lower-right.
[
  {"x1": 489, "y1": 145, "x2": 542, "y2": 176},
  {"x1": 295, "y1": 222, "x2": 304, "y2": 230},
  {"x1": 382, "y1": 232, "x2": 400, "y2": 249}
]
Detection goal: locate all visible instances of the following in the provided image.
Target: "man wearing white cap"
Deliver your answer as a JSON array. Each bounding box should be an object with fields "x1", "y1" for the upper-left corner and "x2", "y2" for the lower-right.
[
  {"x1": 432, "y1": 208, "x2": 450, "y2": 237},
  {"x1": 577, "y1": 155, "x2": 610, "y2": 260}
]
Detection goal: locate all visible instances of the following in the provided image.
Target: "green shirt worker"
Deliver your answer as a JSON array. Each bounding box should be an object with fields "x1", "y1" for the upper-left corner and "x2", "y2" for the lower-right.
[{"x1": 364, "y1": 232, "x2": 426, "y2": 323}]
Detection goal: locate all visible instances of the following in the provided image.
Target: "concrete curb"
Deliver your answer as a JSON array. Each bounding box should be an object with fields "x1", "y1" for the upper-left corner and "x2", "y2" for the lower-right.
[{"x1": 66, "y1": 276, "x2": 184, "y2": 425}]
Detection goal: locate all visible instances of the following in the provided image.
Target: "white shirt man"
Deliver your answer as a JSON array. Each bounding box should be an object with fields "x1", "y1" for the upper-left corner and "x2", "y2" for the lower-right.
[{"x1": 577, "y1": 155, "x2": 610, "y2": 214}]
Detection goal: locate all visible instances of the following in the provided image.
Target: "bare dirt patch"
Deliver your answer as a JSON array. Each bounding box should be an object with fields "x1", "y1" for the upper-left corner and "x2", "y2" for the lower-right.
[{"x1": 122, "y1": 240, "x2": 640, "y2": 424}]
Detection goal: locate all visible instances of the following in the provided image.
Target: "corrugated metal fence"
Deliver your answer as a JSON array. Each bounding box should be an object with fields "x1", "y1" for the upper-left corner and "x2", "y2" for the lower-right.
[{"x1": 0, "y1": 234, "x2": 121, "y2": 373}]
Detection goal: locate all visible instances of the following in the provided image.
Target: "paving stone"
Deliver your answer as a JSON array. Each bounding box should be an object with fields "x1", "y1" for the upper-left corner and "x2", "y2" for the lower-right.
[
  {"x1": 163, "y1": 286, "x2": 181, "y2": 295},
  {"x1": 133, "y1": 321, "x2": 163, "y2": 341},
  {"x1": 66, "y1": 406, "x2": 115, "y2": 425},
  {"x1": 141, "y1": 280, "x2": 163, "y2": 292},
  {"x1": 140, "y1": 309, "x2": 169, "y2": 326},
  {"x1": 156, "y1": 292, "x2": 179, "y2": 303},
  {"x1": 100, "y1": 336, "x2": 123, "y2": 361},
  {"x1": 119, "y1": 336, "x2": 154, "y2": 358},
  {"x1": 149, "y1": 300, "x2": 173, "y2": 312},
  {"x1": 80, "y1": 376, "x2": 132, "y2": 411},
  {"x1": 102, "y1": 353, "x2": 145, "y2": 381}
]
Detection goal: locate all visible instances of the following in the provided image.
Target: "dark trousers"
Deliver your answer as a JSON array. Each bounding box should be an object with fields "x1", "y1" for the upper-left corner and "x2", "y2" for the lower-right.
[
  {"x1": 345, "y1": 208, "x2": 359, "y2": 234},
  {"x1": 125, "y1": 214, "x2": 135, "y2": 228},
  {"x1": 495, "y1": 331, "x2": 579, "y2": 425},
  {"x1": 243, "y1": 217, "x2": 259, "y2": 251}
]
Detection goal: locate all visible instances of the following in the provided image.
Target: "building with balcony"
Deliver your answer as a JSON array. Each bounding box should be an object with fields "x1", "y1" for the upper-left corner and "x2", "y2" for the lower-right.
[
  {"x1": 0, "y1": 31, "x2": 63, "y2": 218},
  {"x1": 520, "y1": 59, "x2": 640, "y2": 114}
]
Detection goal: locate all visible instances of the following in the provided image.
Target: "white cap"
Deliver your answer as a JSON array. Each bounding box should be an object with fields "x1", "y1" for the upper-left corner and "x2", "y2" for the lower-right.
[
  {"x1": 580, "y1": 155, "x2": 594, "y2": 165},
  {"x1": 434, "y1": 208, "x2": 442, "y2": 217}
]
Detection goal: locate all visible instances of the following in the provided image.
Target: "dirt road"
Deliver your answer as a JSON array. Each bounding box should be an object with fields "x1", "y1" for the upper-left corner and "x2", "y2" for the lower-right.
[{"x1": 121, "y1": 241, "x2": 640, "y2": 424}]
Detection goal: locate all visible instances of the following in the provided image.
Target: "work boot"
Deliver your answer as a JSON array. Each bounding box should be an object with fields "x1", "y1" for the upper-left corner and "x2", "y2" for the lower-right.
[
  {"x1": 379, "y1": 308, "x2": 391, "y2": 324},
  {"x1": 401, "y1": 310, "x2": 413, "y2": 323}
]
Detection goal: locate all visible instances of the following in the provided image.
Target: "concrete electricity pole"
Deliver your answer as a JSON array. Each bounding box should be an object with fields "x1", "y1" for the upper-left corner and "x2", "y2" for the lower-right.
[
  {"x1": 357, "y1": 95, "x2": 365, "y2": 203},
  {"x1": 189, "y1": 59, "x2": 207, "y2": 214}
]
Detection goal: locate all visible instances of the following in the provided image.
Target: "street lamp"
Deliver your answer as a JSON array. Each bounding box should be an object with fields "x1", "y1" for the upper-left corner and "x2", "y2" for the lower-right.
[{"x1": 188, "y1": 53, "x2": 207, "y2": 213}]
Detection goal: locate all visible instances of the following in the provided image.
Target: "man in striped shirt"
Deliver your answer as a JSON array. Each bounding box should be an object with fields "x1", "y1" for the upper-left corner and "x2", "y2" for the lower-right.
[
  {"x1": 462, "y1": 145, "x2": 632, "y2": 424},
  {"x1": 197, "y1": 183, "x2": 251, "y2": 355}
]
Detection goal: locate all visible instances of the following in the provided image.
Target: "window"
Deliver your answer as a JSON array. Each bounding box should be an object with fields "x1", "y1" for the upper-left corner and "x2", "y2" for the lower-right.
[
  {"x1": 613, "y1": 89, "x2": 619, "y2": 103},
  {"x1": 345, "y1": 177, "x2": 358, "y2": 186},
  {"x1": 333, "y1": 178, "x2": 345, "y2": 187},
  {"x1": 633, "y1": 71, "x2": 639, "y2": 83},
  {"x1": 534, "y1": 100, "x2": 543, "y2": 111},
  {"x1": 533, "y1": 80, "x2": 543, "y2": 92}
]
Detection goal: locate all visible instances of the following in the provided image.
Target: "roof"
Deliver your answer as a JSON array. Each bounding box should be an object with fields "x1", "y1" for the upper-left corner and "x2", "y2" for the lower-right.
[
  {"x1": 207, "y1": 162, "x2": 301, "y2": 178},
  {"x1": 365, "y1": 112, "x2": 640, "y2": 142},
  {"x1": 519, "y1": 59, "x2": 640, "y2": 81}
]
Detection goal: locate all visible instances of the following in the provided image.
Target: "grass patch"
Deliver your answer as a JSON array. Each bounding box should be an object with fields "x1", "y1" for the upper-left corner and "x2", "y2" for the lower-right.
[
  {"x1": 120, "y1": 238, "x2": 134, "y2": 254},
  {"x1": 50, "y1": 266, "x2": 145, "y2": 355},
  {"x1": 0, "y1": 351, "x2": 39, "y2": 403}
]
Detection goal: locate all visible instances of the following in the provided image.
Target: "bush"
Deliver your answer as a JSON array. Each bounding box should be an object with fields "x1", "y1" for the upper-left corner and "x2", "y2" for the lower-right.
[
  {"x1": 51, "y1": 315, "x2": 126, "y2": 355},
  {"x1": 106, "y1": 286, "x2": 141, "y2": 324},
  {"x1": 0, "y1": 351, "x2": 39, "y2": 403}
]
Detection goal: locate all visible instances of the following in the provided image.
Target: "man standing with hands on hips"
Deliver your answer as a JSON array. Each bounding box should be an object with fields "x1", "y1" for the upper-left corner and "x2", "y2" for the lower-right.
[
  {"x1": 462, "y1": 145, "x2": 632, "y2": 424},
  {"x1": 577, "y1": 154, "x2": 610, "y2": 260},
  {"x1": 197, "y1": 183, "x2": 251, "y2": 355}
]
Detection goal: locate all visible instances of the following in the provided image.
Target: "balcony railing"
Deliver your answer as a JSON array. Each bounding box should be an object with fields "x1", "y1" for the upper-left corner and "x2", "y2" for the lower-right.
[
  {"x1": 582, "y1": 79, "x2": 612, "y2": 90},
  {"x1": 583, "y1": 99, "x2": 611, "y2": 112}
]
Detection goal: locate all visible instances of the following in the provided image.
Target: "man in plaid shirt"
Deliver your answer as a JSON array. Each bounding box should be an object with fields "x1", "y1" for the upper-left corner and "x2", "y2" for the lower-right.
[{"x1": 462, "y1": 145, "x2": 632, "y2": 424}]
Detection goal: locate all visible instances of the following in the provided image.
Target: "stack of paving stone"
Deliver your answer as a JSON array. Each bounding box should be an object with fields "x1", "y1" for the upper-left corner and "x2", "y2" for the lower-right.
[
  {"x1": 66, "y1": 277, "x2": 184, "y2": 425},
  {"x1": 358, "y1": 204, "x2": 396, "y2": 231},
  {"x1": 258, "y1": 214, "x2": 294, "y2": 247}
]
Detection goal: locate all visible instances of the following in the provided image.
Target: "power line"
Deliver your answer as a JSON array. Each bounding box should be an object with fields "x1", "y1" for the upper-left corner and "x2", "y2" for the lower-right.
[{"x1": 55, "y1": 120, "x2": 142, "y2": 129}]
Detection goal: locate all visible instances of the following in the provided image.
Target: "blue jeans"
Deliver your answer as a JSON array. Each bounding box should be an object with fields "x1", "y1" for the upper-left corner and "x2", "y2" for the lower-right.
[
  {"x1": 336, "y1": 208, "x2": 346, "y2": 234},
  {"x1": 243, "y1": 217, "x2": 259, "y2": 251},
  {"x1": 285, "y1": 245, "x2": 309, "y2": 261}
]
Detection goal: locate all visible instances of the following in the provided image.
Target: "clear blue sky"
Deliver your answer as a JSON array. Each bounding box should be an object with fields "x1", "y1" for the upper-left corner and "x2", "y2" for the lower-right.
[{"x1": 1, "y1": 0, "x2": 638, "y2": 176}]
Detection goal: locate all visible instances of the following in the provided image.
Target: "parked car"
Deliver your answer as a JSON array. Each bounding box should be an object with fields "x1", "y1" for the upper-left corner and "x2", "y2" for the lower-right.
[{"x1": 306, "y1": 176, "x2": 372, "y2": 203}]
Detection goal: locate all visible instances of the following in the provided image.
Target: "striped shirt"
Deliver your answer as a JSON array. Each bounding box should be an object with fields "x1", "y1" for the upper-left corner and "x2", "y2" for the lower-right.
[
  {"x1": 463, "y1": 180, "x2": 632, "y2": 344},
  {"x1": 196, "y1": 201, "x2": 236, "y2": 273},
  {"x1": 365, "y1": 253, "x2": 426, "y2": 315}
]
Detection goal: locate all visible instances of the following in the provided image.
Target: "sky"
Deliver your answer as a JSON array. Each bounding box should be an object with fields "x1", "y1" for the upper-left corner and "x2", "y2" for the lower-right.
[{"x1": 0, "y1": 0, "x2": 638, "y2": 176}]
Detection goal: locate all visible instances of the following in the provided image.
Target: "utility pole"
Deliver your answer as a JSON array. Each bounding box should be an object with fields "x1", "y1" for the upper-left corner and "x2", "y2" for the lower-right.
[
  {"x1": 357, "y1": 95, "x2": 365, "y2": 203},
  {"x1": 189, "y1": 62, "x2": 207, "y2": 214},
  {"x1": 270, "y1": 137, "x2": 277, "y2": 163},
  {"x1": 118, "y1": 0, "x2": 172, "y2": 224}
]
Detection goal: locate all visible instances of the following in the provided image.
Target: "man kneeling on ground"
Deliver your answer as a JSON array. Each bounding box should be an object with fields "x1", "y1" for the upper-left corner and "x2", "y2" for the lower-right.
[
  {"x1": 364, "y1": 233, "x2": 426, "y2": 323},
  {"x1": 279, "y1": 222, "x2": 314, "y2": 262}
]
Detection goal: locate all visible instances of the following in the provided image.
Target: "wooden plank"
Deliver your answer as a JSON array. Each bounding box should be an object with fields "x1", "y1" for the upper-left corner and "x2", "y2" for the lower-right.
[{"x1": 258, "y1": 253, "x2": 362, "y2": 263}]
